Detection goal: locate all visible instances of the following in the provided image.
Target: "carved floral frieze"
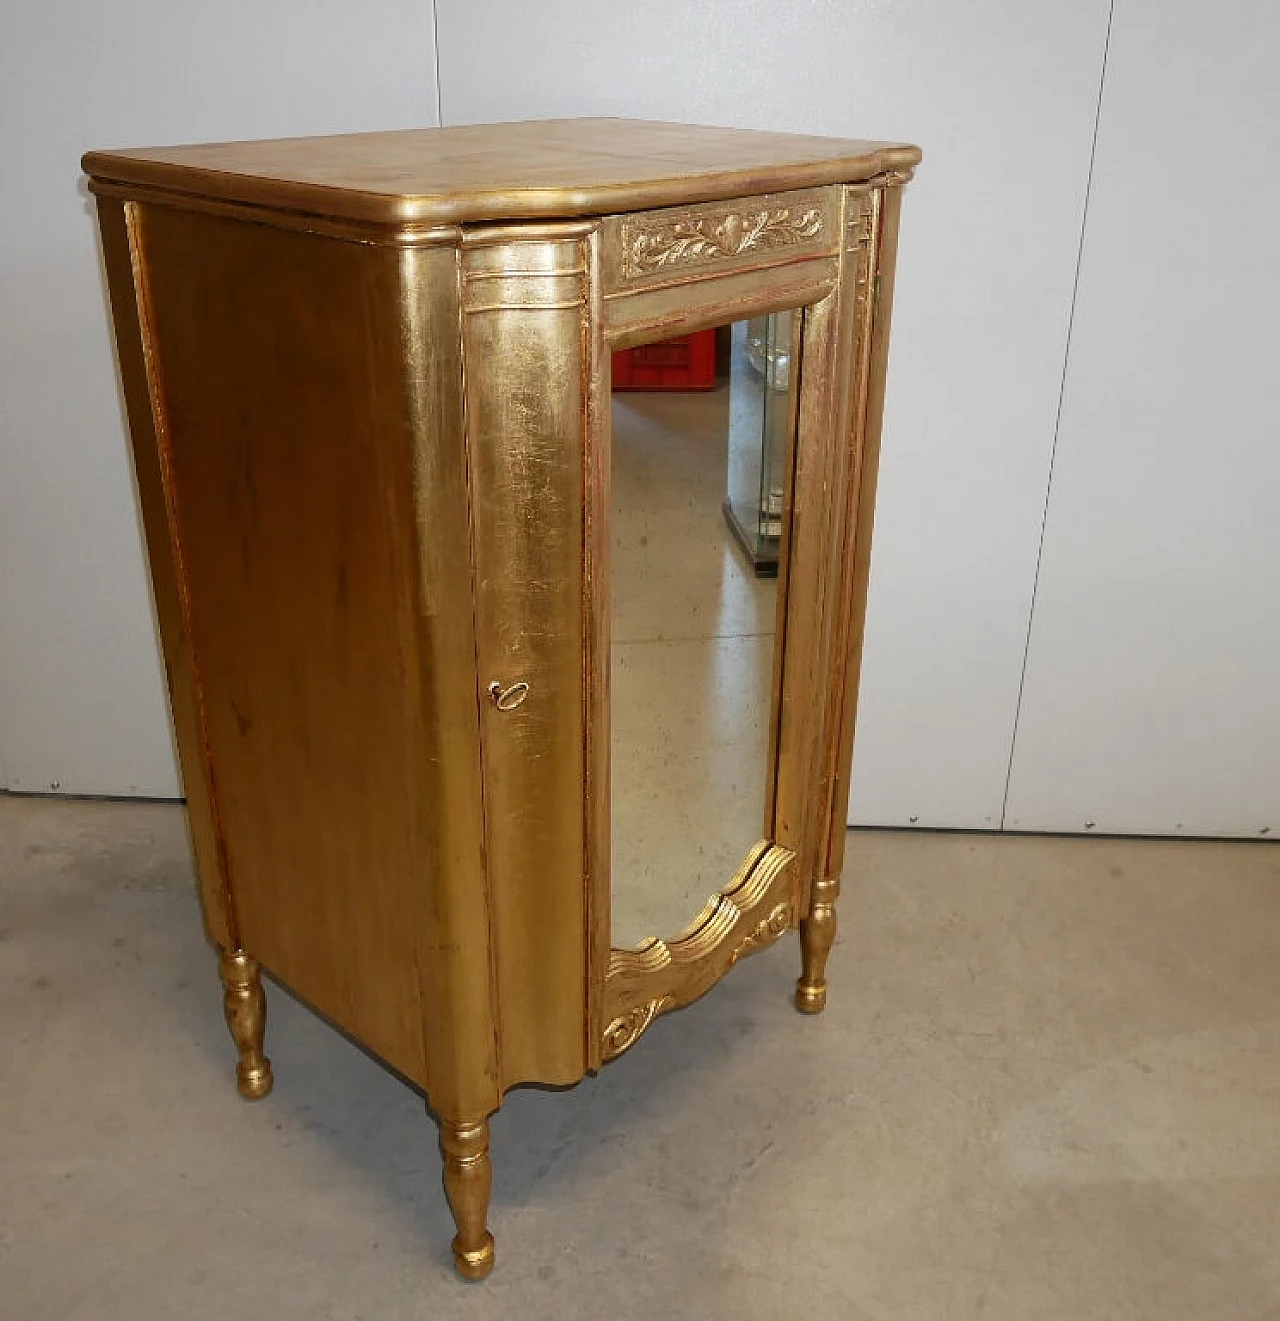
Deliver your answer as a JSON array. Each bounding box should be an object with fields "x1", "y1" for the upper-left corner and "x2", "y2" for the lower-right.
[{"x1": 623, "y1": 206, "x2": 824, "y2": 278}]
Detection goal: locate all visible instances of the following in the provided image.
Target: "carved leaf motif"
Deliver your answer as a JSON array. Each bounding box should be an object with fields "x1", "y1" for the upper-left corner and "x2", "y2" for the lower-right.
[
  {"x1": 602, "y1": 995, "x2": 673, "y2": 1061},
  {"x1": 602, "y1": 843, "x2": 796, "y2": 1067},
  {"x1": 717, "y1": 212, "x2": 744, "y2": 253},
  {"x1": 626, "y1": 207, "x2": 824, "y2": 277},
  {"x1": 729, "y1": 902, "x2": 792, "y2": 966}
]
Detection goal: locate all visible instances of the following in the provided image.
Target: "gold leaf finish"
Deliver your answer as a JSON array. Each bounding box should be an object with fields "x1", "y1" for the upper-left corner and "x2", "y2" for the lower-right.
[
  {"x1": 84, "y1": 118, "x2": 918, "y2": 1279},
  {"x1": 83, "y1": 118, "x2": 920, "y2": 229},
  {"x1": 218, "y1": 948, "x2": 272, "y2": 1100},
  {"x1": 461, "y1": 223, "x2": 598, "y2": 1092},
  {"x1": 439, "y1": 1117, "x2": 496, "y2": 1281},
  {"x1": 731, "y1": 902, "x2": 793, "y2": 966},
  {"x1": 602, "y1": 997, "x2": 674, "y2": 1062},
  {"x1": 623, "y1": 206, "x2": 824, "y2": 277},
  {"x1": 796, "y1": 876, "x2": 841, "y2": 1014},
  {"x1": 602, "y1": 843, "x2": 795, "y2": 1060}
]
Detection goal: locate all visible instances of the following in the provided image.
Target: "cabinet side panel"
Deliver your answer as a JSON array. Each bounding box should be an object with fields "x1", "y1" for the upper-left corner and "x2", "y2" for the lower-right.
[
  {"x1": 135, "y1": 206, "x2": 473, "y2": 1093},
  {"x1": 94, "y1": 198, "x2": 233, "y2": 950},
  {"x1": 461, "y1": 227, "x2": 595, "y2": 1090},
  {"x1": 771, "y1": 201, "x2": 859, "y2": 907},
  {"x1": 823, "y1": 184, "x2": 905, "y2": 881}
]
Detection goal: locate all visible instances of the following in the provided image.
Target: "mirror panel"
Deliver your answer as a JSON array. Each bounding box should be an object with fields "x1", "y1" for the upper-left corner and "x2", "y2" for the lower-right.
[{"x1": 610, "y1": 313, "x2": 799, "y2": 951}]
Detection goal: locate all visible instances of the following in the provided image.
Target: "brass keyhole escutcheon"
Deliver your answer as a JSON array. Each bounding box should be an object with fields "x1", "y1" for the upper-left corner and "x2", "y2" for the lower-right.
[{"x1": 488, "y1": 680, "x2": 529, "y2": 712}]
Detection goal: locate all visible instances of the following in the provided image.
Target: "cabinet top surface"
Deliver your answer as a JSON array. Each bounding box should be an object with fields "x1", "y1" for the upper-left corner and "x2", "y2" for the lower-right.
[{"x1": 83, "y1": 117, "x2": 920, "y2": 228}]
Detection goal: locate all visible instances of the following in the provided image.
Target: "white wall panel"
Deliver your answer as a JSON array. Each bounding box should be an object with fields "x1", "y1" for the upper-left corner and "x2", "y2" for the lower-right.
[
  {"x1": 0, "y1": 2, "x2": 439, "y2": 795},
  {"x1": 1005, "y1": 0, "x2": 1280, "y2": 837},
  {"x1": 436, "y1": 0, "x2": 1111, "y2": 827}
]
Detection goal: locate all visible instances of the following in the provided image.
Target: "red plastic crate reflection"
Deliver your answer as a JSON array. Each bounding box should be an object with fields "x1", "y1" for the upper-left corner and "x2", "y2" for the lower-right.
[{"x1": 611, "y1": 328, "x2": 717, "y2": 391}]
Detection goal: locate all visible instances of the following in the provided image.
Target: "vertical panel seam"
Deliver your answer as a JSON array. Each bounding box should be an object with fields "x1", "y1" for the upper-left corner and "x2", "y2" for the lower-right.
[
  {"x1": 430, "y1": 0, "x2": 445, "y2": 127},
  {"x1": 1000, "y1": 0, "x2": 1116, "y2": 830}
]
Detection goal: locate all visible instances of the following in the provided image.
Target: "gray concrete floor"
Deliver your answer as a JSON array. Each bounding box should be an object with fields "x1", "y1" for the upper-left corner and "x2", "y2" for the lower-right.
[{"x1": 3, "y1": 792, "x2": 1279, "y2": 1319}]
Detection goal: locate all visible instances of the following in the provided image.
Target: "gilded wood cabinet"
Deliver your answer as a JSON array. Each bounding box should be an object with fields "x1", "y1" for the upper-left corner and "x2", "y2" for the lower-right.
[{"x1": 84, "y1": 119, "x2": 919, "y2": 1280}]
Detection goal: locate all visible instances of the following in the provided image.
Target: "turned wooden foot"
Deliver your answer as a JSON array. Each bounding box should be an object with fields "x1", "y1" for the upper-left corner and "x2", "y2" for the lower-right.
[
  {"x1": 218, "y1": 949, "x2": 274, "y2": 1099},
  {"x1": 796, "y1": 875, "x2": 840, "y2": 1014},
  {"x1": 439, "y1": 1116, "x2": 496, "y2": 1280}
]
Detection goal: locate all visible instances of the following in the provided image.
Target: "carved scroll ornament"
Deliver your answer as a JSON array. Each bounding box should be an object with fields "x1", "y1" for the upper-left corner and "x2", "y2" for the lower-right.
[{"x1": 624, "y1": 206, "x2": 824, "y2": 278}]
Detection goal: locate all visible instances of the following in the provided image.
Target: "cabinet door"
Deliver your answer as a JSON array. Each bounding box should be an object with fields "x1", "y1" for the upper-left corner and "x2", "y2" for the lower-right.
[
  {"x1": 596, "y1": 184, "x2": 905, "y2": 1062},
  {"x1": 462, "y1": 184, "x2": 908, "y2": 1083},
  {"x1": 462, "y1": 223, "x2": 598, "y2": 1091}
]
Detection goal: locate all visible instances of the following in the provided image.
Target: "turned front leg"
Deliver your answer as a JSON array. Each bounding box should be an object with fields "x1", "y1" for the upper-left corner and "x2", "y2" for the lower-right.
[
  {"x1": 795, "y1": 875, "x2": 840, "y2": 1014},
  {"x1": 439, "y1": 1116, "x2": 496, "y2": 1280},
  {"x1": 218, "y1": 949, "x2": 274, "y2": 1099}
]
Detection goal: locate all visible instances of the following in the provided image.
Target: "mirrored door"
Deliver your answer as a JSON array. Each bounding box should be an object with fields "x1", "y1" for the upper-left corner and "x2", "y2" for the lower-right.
[{"x1": 610, "y1": 313, "x2": 800, "y2": 951}]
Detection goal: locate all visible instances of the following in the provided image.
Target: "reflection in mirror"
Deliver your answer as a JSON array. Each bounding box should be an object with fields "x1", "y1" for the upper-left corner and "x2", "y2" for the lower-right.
[{"x1": 610, "y1": 312, "x2": 799, "y2": 951}]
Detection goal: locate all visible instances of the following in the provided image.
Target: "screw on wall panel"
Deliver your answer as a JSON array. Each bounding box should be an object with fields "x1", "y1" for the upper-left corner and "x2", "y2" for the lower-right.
[
  {"x1": 50, "y1": 780, "x2": 60, "y2": 791},
  {"x1": 1262, "y1": 826, "x2": 1272, "y2": 835},
  {"x1": 909, "y1": 815, "x2": 919, "y2": 824},
  {"x1": 1084, "y1": 821, "x2": 1096, "y2": 829}
]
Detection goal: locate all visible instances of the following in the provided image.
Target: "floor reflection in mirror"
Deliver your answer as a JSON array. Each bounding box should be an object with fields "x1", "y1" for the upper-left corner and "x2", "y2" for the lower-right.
[{"x1": 610, "y1": 321, "x2": 793, "y2": 949}]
